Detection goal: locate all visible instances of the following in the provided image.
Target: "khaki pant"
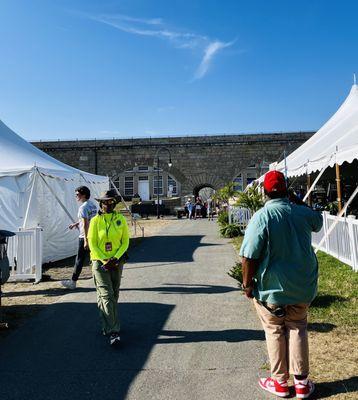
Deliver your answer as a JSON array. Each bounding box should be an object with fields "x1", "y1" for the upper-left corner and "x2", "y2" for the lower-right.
[
  {"x1": 254, "y1": 299, "x2": 310, "y2": 381},
  {"x1": 92, "y1": 260, "x2": 124, "y2": 335}
]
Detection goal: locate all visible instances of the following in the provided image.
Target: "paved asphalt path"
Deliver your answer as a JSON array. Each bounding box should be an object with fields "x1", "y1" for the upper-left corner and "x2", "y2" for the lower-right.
[{"x1": 0, "y1": 219, "x2": 273, "y2": 400}]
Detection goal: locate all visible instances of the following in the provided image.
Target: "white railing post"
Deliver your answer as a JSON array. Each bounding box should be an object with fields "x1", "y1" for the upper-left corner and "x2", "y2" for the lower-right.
[
  {"x1": 347, "y1": 215, "x2": 358, "y2": 272},
  {"x1": 34, "y1": 226, "x2": 43, "y2": 283},
  {"x1": 322, "y1": 211, "x2": 329, "y2": 252}
]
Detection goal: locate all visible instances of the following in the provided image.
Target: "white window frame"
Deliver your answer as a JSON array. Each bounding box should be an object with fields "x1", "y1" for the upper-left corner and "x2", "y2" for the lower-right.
[
  {"x1": 233, "y1": 174, "x2": 243, "y2": 192},
  {"x1": 153, "y1": 175, "x2": 163, "y2": 196},
  {"x1": 167, "y1": 175, "x2": 177, "y2": 195},
  {"x1": 124, "y1": 176, "x2": 134, "y2": 196}
]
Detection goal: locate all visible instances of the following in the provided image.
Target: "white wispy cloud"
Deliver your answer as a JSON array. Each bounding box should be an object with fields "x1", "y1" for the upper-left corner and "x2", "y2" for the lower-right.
[
  {"x1": 88, "y1": 13, "x2": 234, "y2": 79},
  {"x1": 194, "y1": 40, "x2": 235, "y2": 80}
]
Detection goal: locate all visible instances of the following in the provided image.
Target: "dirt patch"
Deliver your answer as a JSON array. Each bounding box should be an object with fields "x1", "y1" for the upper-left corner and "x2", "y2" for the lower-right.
[
  {"x1": 308, "y1": 328, "x2": 358, "y2": 399},
  {"x1": 0, "y1": 217, "x2": 175, "y2": 336}
]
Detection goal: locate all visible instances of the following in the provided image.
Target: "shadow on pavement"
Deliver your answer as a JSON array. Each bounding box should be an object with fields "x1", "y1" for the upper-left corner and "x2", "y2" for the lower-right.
[
  {"x1": 311, "y1": 376, "x2": 358, "y2": 399},
  {"x1": 3, "y1": 287, "x2": 95, "y2": 298},
  {"x1": 0, "y1": 301, "x2": 174, "y2": 400},
  {"x1": 121, "y1": 283, "x2": 238, "y2": 295},
  {"x1": 127, "y1": 235, "x2": 219, "y2": 264},
  {"x1": 156, "y1": 329, "x2": 265, "y2": 343}
]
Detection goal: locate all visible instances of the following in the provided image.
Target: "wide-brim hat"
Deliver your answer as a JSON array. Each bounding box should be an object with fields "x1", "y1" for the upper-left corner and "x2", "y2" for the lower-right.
[{"x1": 95, "y1": 189, "x2": 120, "y2": 202}]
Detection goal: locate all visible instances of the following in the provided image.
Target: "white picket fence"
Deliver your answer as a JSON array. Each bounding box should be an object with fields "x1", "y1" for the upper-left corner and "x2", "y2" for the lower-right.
[
  {"x1": 229, "y1": 206, "x2": 252, "y2": 229},
  {"x1": 7, "y1": 227, "x2": 43, "y2": 282},
  {"x1": 231, "y1": 206, "x2": 358, "y2": 272},
  {"x1": 312, "y1": 212, "x2": 358, "y2": 271}
]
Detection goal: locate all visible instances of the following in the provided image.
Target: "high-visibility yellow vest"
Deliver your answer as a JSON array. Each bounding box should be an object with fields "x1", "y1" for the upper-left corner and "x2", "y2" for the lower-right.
[{"x1": 88, "y1": 211, "x2": 129, "y2": 261}]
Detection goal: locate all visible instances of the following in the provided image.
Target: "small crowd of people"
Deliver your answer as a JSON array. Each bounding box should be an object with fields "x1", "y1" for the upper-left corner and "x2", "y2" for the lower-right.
[{"x1": 184, "y1": 196, "x2": 215, "y2": 220}]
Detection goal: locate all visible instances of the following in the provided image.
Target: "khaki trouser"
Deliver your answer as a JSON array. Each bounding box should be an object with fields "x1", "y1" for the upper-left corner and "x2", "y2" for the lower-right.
[
  {"x1": 254, "y1": 299, "x2": 310, "y2": 381},
  {"x1": 92, "y1": 260, "x2": 124, "y2": 335}
]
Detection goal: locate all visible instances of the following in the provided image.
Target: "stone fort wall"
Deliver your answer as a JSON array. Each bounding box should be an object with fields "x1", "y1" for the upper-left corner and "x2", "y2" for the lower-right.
[{"x1": 33, "y1": 132, "x2": 313, "y2": 197}]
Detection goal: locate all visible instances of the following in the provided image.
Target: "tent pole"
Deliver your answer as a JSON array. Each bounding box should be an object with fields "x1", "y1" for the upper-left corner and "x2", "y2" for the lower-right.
[
  {"x1": 335, "y1": 163, "x2": 342, "y2": 213},
  {"x1": 306, "y1": 173, "x2": 312, "y2": 207},
  {"x1": 303, "y1": 157, "x2": 333, "y2": 203},
  {"x1": 22, "y1": 168, "x2": 38, "y2": 229},
  {"x1": 109, "y1": 178, "x2": 145, "y2": 238},
  {"x1": 36, "y1": 169, "x2": 76, "y2": 223},
  {"x1": 109, "y1": 178, "x2": 131, "y2": 215},
  {"x1": 315, "y1": 185, "x2": 358, "y2": 254}
]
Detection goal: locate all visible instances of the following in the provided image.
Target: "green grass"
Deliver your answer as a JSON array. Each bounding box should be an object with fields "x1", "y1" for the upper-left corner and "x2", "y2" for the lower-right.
[
  {"x1": 231, "y1": 235, "x2": 244, "y2": 251},
  {"x1": 310, "y1": 251, "x2": 358, "y2": 329},
  {"x1": 231, "y1": 237, "x2": 358, "y2": 330}
]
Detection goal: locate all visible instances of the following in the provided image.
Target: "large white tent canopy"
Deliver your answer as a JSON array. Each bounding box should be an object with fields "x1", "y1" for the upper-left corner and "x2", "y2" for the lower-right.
[
  {"x1": 272, "y1": 84, "x2": 358, "y2": 177},
  {"x1": 0, "y1": 120, "x2": 108, "y2": 262}
]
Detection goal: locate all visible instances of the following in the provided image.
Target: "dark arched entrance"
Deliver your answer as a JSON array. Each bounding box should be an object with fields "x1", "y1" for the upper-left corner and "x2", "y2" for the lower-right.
[{"x1": 193, "y1": 184, "x2": 215, "y2": 201}]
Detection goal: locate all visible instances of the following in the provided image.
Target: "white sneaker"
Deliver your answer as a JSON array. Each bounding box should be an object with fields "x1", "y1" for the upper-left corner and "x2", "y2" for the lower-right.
[
  {"x1": 110, "y1": 333, "x2": 121, "y2": 346},
  {"x1": 294, "y1": 378, "x2": 315, "y2": 398},
  {"x1": 61, "y1": 280, "x2": 76, "y2": 289}
]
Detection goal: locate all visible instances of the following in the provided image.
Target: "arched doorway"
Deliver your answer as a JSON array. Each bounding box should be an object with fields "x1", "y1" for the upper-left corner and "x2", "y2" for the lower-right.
[{"x1": 193, "y1": 184, "x2": 216, "y2": 202}]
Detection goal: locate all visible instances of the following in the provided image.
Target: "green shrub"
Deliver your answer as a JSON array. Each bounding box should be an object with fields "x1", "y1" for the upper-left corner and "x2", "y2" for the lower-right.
[
  {"x1": 235, "y1": 183, "x2": 264, "y2": 213},
  {"x1": 217, "y1": 210, "x2": 229, "y2": 226},
  {"x1": 220, "y1": 223, "x2": 242, "y2": 238},
  {"x1": 325, "y1": 201, "x2": 338, "y2": 215},
  {"x1": 228, "y1": 261, "x2": 243, "y2": 287}
]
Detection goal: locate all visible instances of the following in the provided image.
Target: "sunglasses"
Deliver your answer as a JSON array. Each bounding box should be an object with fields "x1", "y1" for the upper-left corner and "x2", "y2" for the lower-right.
[{"x1": 101, "y1": 200, "x2": 116, "y2": 205}]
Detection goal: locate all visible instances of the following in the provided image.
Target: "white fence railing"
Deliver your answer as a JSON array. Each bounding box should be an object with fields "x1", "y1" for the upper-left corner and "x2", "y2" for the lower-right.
[
  {"x1": 312, "y1": 212, "x2": 358, "y2": 272},
  {"x1": 232, "y1": 207, "x2": 358, "y2": 272},
  {"x1": 7, "y1": 227, "x2": 43, "y2": 282},
  {"x1": 229, "y1": 206, "x2": 252, "y2": 229}
]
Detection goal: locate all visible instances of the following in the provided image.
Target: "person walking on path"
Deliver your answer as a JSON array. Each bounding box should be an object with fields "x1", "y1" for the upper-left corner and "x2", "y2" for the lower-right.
[
  {"x1": 62, "y1": 186, "x2": 97, "y2": 290},
  {"x1": 194, "y1": 196, "x2": 203, "y2": 219},
  {"x1": 88, "y1": 189, "x2": 130, "y2": 346},
  {"x1": 207, "y1": 197, "x2": 214, "y2": 221},
  {"x1": 185, "y1": 198, "x2": 194, "y2": 219},
  {"x1": 239, "y1": 170, "x2": 323, "y2": 399}
]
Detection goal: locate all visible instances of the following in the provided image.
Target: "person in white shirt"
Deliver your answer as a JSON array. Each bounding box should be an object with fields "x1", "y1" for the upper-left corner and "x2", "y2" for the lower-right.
[{"x1": 61, "y1": 186, "x2": 97, "y2": 289}]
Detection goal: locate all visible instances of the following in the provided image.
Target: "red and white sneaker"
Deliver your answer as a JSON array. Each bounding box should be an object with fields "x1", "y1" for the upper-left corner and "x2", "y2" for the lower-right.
[
  {"x1": 259, "y1": 377, "x2": 290, "y2": 397},
  {"x1": 294, "y1": 378, "x2": 315, "y2": 398}
]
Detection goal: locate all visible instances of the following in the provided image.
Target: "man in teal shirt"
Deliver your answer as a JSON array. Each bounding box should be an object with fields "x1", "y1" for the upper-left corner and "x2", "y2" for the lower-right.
[{"x1": 240, "y1": 171, "x2": 322, "y2": 399}]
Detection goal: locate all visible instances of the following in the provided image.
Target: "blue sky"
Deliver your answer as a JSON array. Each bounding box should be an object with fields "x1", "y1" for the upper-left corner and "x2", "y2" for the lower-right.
[{"x1": 0, "y1": 0, "x2": 358, "y2": 140}]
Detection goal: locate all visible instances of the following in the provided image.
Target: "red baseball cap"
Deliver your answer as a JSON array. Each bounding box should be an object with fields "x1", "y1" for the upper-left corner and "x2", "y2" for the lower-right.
[{"x1": 263, "y1": 171, "x2": 287, "y2": 193}]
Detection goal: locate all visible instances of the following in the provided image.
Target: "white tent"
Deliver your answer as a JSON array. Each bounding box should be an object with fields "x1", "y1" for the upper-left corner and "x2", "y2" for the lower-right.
[
  {"x1": 273, "y1": 84, "x2": 358, "y2": 177},
  {"x1": 0, "y1": 120, "x2": 109, "y2": 262}
]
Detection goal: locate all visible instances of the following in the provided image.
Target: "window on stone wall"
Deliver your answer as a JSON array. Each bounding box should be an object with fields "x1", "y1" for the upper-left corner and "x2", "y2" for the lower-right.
[
  {"x1": 138, "y1": 166, "x2": 149, "y2": 171},
  {"x1": 167, "y1": 175, "x2": 177, "y2": 195},
  {"x1": 246, "y1": 171, "x2": 257, "y2": 186},
  {"x1": 124, "y1": 176, "x2": 134, "y2": 196},
  {"x1": 113, "y1": 177, "x2": 121, "y2": 190},
  {"x1": 233, "y1": 174, "x2": 243, "y2": 192},
  {"x1": 153, "y1": 175, "x2": 163, "y2": 195}
]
